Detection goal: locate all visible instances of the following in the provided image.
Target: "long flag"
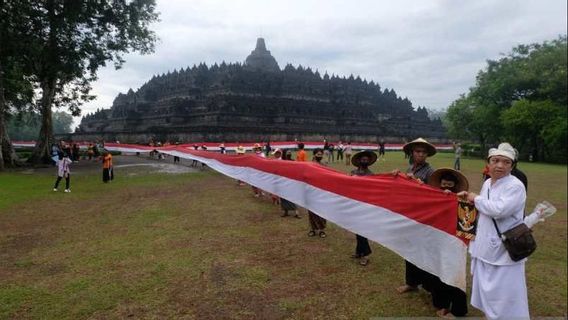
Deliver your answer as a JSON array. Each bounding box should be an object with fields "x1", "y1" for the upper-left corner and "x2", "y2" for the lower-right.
[{"x1": 106, "y1": 143, "x2": 467, "y2": 291}]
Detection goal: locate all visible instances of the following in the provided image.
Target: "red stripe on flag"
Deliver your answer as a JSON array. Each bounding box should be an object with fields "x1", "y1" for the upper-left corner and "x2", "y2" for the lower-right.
[{"x1": 165, "y1": 148, "x2": 460, "y2": 239}]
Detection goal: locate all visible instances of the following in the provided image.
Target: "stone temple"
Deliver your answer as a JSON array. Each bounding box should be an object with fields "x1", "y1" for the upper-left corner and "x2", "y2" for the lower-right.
[{"x1": 75, "y1": 38, "x2": 446, "y2": 143}]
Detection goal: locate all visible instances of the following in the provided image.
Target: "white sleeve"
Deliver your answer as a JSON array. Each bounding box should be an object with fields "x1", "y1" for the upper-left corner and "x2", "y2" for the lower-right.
[
  {"x1": 524, "y1": 212, "x2": 541, "y2": 228},
  {"x1": 474, "y1": 184, "x2": 526, "y2": 219}
]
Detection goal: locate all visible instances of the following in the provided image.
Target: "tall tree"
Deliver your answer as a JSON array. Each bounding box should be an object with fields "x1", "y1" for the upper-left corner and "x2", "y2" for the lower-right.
[
  {"x1": 445, "y1": 36, "x2": 567, "y2": 162},
  {"x1": 0, "y1": 1, "x2": 34, "y2": 169},
  {"x1": 11, "y1": 0, "x2": 159, "y2": 164},
  {"x1": 8, "y1": 111, "x2": 74, "y2": 141}
]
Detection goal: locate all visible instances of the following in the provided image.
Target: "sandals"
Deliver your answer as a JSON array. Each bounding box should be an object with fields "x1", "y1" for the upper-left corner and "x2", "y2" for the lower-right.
[{"x1": 308, "y1": 230, "x2": 316, "y2": 237}]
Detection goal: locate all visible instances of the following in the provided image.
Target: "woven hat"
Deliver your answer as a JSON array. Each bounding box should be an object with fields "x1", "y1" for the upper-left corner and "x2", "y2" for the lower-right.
[
  {"x1": 487, "y1": 142, "x2": 516, "y2": 161},
  {"x1": 351, "y1": 150, "x2": 378, "y2": 167},
  {"x1": 403, "y1": 138, "x2": 437, "y2": 157},
  {"x1": 271, "y1": 148, "x2": 283, "y2": 157},
  {"x1": 428, "y1": 168, "x2": 469, "y2": 192}
]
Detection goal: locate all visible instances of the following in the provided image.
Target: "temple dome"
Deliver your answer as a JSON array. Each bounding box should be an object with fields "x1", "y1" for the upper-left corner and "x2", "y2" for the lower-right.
[{"x1": 245, "y1": 38, "x2": 280, "y2": 72}]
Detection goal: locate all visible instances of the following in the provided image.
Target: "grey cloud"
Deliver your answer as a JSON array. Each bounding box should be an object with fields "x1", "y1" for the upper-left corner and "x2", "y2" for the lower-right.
[{"x1": 78, "y1": 0, "x2": 566, "y2": 126}]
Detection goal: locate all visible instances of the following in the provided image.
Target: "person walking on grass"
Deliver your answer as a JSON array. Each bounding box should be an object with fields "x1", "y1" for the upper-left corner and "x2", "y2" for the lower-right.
[
  {"x1": 454, "y1": 142, "x2": 463, "y2": 171},
  {"x1": 350, "y1": 150, "x2": 377, "y2": 266},
  {"x1": 337, "y1": 141, "x2": 344, "y2": 162},
  {"x1": 307, "y1": 148, "x2": 327, "y2": 238},
  {"x1": 344, "y1": 142, "x2": 353, "y2": 165},
  {"x1": 378, "y1": 140, "x2": 386, "y2": 161},
  {"x1": 102, "y1": 151, "x2": 113, "y2": 183},
  {"x1": 53, "y1": 152, "x2": 72, "y2": 193}
]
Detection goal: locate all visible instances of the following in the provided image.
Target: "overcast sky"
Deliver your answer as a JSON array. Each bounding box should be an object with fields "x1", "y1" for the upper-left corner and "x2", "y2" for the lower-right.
[{"x1": 79, "y1": 0, "x2": 567, "y2": 126}]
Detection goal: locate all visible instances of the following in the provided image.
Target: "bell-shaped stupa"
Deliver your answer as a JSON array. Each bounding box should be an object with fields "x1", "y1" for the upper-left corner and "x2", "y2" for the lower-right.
[{"x1": 245, "y1": 38, "x2": 280, "y2": 72}]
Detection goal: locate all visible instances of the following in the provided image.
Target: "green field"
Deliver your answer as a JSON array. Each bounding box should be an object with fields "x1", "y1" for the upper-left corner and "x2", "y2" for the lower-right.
[{"x1": 0, "y1": 152, "x2": 566, "y2": 319}]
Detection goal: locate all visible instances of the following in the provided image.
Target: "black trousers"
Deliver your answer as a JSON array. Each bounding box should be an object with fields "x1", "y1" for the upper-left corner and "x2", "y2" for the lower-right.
[
  {"x1": 405, "y1": 260, "x2": 429, "y2": 287},
  {"x1": 54, "y1": 175, "x2": 70, "y2": 189},
  {"x1": 424, "y1": 273, "x2": 468, "y2": 316},
  {"x1": 355, "y1": 234, "x2": 372, "y2": 257},
  {"x1": 103, "y1": 168, "x2": 113, "y2": 182}
]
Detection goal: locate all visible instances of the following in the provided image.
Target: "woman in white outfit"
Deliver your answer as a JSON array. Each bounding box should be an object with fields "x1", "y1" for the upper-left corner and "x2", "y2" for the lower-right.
[{"x1": 459, "y1": 142, "x2": 529, "y2": 320}]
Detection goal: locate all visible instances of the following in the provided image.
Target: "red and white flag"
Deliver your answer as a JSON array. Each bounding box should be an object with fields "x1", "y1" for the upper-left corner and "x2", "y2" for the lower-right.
[{"x1": 106, "y1": 143, "x2": 467, "y2": 291}]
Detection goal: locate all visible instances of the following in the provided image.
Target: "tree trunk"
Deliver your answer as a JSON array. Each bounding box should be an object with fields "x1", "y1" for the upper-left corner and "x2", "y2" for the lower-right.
[
  {"x1": 29, "y1": 79, "x2": 56, "y2": 164},
  {"x1": 0, "y1": 62, "x2": 18, "y2": 170}
]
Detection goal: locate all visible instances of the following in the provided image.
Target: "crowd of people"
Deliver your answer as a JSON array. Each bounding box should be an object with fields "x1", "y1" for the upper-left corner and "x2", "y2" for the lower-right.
[
  {"x1": 48, "y1": 137, "x2": 554, "y2": 319},
  {"x1": 216, "y1": 138, "x2": 552, "y2": 319},
  {"x1": 50, "y1": 140, "x2": 113, "y2": 192}
]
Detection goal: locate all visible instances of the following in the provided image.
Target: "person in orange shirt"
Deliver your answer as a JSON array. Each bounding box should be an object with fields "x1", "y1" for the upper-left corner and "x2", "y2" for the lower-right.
[
  {"x1": 102, "y1": 151, "x2": 113, "y2": 183},
  {"x1": 296, "y1": 143, "x2": 307, "y2": 162}
]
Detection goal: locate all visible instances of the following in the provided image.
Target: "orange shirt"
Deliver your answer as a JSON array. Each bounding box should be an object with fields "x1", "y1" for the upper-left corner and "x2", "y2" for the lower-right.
[
  {"x1": 103, "y1": 154, "x2": 113, "y2": 169},
  {"x1": 297, "y1": 150, "x2": 306, "y2": 162}
]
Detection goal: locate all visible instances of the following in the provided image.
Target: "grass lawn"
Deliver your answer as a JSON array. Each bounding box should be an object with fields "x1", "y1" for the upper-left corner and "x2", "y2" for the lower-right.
[{"x1": 0, "y1": 152, "x2": 566, "y2": 319}]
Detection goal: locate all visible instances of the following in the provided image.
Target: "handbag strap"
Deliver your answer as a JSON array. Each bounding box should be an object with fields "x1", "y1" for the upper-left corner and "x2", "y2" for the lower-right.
[
  {"x1": 488, "y1": 186, "x2": 504, "y2": 239},
  {"x1": 492, "y1": 218, "x2": 503, "y2": 238}
]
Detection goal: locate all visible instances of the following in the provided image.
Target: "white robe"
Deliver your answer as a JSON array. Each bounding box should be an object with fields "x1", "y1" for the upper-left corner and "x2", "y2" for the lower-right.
[{"x1": 469, "y1": 174, "x2": 529, "y2": 319}]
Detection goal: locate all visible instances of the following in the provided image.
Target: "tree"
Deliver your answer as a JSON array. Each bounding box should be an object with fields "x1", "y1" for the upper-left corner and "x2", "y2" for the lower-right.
[
  {"x1": 0, "y1": 1, "x2": 35, "y2": 169},
  {"x1": 502, "y1": 99, "x2": 567, "y2": 162},
  {"x1": 445, "y1": 36, "x2": 567, "y2": 162},
  {"x1": 8, "y1": 0, "x2": 159, "y2": 164},
  {"x1": 8, "y1": 111, "x2": 73, "y2": 141}
]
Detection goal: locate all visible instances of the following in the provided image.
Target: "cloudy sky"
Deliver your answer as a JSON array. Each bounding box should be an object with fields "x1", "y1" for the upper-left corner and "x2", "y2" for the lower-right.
[{"x1": 79, "y1": 0, "x2": 566, "y2": 125}]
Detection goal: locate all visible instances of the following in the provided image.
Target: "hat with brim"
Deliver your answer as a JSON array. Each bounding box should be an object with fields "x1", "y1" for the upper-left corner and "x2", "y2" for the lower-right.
[
  {"x1": 428, "y1": 168, "x2": 469, "y2": 192},
  {"x1": 488, "y1": 142, "x2": 516, "y2": 161},
  {"x1": 403, "y1": 138, "x2": 437, "y2": 157},
  {"x1": 271, "y1": 148, "x2": 282, "y2": 157},
  {"x1": 351, "y1": 150, "x2": 378, "y2": 167},
  {"x1": 253, "y1": 143, "x2": 262, "y2": 150}
]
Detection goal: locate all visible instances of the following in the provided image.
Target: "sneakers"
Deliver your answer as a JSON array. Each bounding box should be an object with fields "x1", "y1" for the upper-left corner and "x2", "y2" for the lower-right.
[
  {"x1": 53, "y1": 188, "x2": 58, "y2": 192},
  {"x1": 64, "y1": 189, "x2": 71, "y2": 193}
]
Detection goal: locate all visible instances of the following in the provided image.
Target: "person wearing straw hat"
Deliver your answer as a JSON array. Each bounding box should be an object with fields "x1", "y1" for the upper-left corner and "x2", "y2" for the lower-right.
[
  {"x1": 428, "y1": 168, "x2": 469, "y2": 195},
  {"x1": 235, "y1": 143, "x2": 246, "y2": 186},
  {"x1": 307, "y1": 148, "x2": 328, "y2": 238},
  {"x1": 395, "y1": 137, "x2": 437, "y2": 294},
  {"x1": 350, "y1": 150, "x2": 378, "y2": 266},
  {"x1": 458, "y1": 142, "x2": 530, "y2": 319},
  {"x1": 269, "y1": 149, "x2": 283, "y2": 205},
  {"x1": 277, "y1": 148, "x2": 301, "y2": 219},
  {"x1": 426, "y1": 168, "x2": 469, "y2": 318},
  {"x1": 251, "y1": 143, "x2": 265, "y2": 197}
]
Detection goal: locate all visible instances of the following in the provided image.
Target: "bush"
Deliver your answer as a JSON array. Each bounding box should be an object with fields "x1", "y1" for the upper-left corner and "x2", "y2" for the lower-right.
[{"x1": 461, "y1": 143, "x2": 482, "y2": 157}]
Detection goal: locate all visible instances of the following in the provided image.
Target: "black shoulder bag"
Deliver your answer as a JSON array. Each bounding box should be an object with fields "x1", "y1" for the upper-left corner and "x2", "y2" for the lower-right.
[
  {"x1": 488, "y1": 187, "x2": 537, "y2": 262},
  {"x1": 492, "y1": 219, "x2": 537, "y2": 261}
]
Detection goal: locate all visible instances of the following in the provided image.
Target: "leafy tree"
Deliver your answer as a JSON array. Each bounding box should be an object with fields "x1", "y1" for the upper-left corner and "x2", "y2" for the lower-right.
[
  {"x1": 0, "y1": 1, "x2": 35, "y2": 169},
  {"x1": 6, "y1": 0, "x2": 159, "y2": 164},
  {"x1": 445, "y1": 36, "x2": 567, "y2": 162},
  {"x1": 502, "y1": 99, "x2": 567, "y2": 162},
  {"x1": 8, "y1": 111, "x2": 73, "y2": 141}
]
